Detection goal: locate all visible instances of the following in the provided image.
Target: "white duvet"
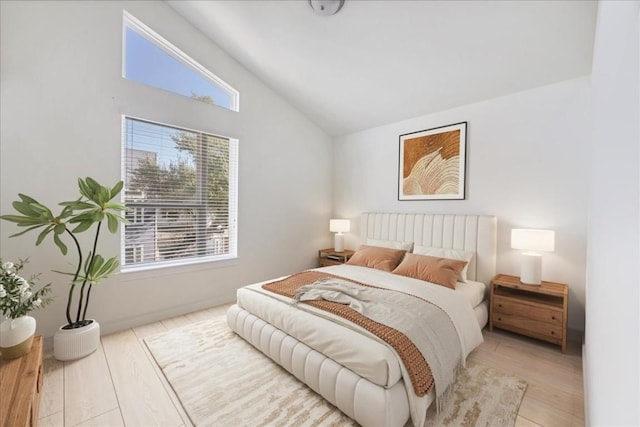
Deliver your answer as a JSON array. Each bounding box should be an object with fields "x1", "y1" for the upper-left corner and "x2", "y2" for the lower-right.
[{"x1": 236, "y1": 264, "x2": 484, "y2": 427}]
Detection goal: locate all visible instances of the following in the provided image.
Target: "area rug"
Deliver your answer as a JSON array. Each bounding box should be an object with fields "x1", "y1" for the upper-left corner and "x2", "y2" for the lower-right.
[{"x1": 144, "y1": 316, "x2": 527, "y2": 427}]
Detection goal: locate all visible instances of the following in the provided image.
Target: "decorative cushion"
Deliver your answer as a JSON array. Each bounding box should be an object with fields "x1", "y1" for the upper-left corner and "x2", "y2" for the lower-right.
[
  {"x1": 412, "y1": 245, "x2": 475, "y2": 282},
  {"x1": 391, "y1": 253, "x2": 468, "y2": 289},
  {"x1": 366, "y1": 238, "x2": 414, "y2": 253},
  {"x1": 346, "y1": 245, "x2": 407, "y2": 272}
]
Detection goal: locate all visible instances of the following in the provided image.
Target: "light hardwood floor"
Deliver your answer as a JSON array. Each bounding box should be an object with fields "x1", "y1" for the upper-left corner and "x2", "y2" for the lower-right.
[{"x1": 38, "y1": 303, "x2": 584, "y2": 427}]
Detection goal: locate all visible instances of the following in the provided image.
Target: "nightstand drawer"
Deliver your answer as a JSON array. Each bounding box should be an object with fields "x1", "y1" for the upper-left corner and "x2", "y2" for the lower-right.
[
  {"x1": 493, "y1": 295, "x2": 563, "y2": 325},
  {"x1": 492, "y1": 312, "x2": 563, "y2": 343}
]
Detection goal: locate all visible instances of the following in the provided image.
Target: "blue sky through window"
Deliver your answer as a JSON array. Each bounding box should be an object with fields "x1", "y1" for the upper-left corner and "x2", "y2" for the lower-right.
[{"x1": 125, "y1": 27, "x2": 232, "y2": 109}]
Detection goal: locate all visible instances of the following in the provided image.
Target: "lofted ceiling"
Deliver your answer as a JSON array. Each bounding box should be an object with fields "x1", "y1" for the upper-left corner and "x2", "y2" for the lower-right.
[{"x1": 167, "y1": 0, "x2": 597, "y2": 137}]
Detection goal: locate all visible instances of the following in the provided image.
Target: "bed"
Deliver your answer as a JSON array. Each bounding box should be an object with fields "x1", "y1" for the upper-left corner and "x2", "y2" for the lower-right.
[{"x1": 227, "y1": 213, "x2": 497, "y2": 426}]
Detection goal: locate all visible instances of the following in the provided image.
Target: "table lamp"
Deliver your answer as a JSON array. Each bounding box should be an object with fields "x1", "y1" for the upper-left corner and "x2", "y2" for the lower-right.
[
  {"x1": 329, "y1": 219, "x2": 350, "y2": 252},
  {"x1": 511, "y1": 228, "x2": 555, "y2": 285}
]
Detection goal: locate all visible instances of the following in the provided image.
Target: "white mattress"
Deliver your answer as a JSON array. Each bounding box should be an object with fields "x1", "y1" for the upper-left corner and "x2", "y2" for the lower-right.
[
  {"x1": 456, "y1": 279, "x2": 487, "y2": 309},
  {"x1": 236, "y1": 264, "x2": 485, "y2": 390}
]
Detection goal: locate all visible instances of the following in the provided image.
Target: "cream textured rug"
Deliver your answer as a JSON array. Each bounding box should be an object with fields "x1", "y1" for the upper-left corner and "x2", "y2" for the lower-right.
[{"x1": 144, "y1": 316, "x2": 527, "y2": 427}]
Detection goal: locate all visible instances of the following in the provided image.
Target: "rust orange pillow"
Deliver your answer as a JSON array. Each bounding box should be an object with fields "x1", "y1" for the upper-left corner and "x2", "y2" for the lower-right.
[
  {"x1": 391, "y1": 253, "x2": 468, "y2": 289},
  {"x1": 346, "y1": 245, "x2": 406, "y2": 272}
]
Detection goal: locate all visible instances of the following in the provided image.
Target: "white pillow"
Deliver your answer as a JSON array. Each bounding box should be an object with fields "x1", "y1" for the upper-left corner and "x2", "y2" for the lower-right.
[
  {"x1": 366, "y1": 238, "x2": 414, "y2": 253},
  {"x1": 412, "y1": 245, "x2": 475, "y2": 282}
]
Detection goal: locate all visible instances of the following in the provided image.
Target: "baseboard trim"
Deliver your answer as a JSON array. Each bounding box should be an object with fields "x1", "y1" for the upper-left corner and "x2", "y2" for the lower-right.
[
  {"x1": 567, "y1": 328, "x2": 584, "y2": 343},
  {"x1": 582, "y1": 342, "x2": 588, "y2": 425},
  {"x1": 42, "y1": 293, "x2": 236, "y2": 352}
]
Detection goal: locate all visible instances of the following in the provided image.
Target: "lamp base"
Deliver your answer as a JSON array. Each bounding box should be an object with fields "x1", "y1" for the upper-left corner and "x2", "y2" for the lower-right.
[
  {"x1": 334, "y1": 233, "x2": 345, "y2": 252},
  {"x1": 520, "y1": 252, "x2": 542, "y2": 285}
]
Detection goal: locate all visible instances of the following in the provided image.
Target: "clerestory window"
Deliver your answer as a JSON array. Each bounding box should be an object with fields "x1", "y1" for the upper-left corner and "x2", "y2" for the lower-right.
[
  {"x1": 121, "y1": 117, "x2": 238, "y2": 269},
  {"x1": 123, "y1": 11, "x2": 239, "y2": 111}
]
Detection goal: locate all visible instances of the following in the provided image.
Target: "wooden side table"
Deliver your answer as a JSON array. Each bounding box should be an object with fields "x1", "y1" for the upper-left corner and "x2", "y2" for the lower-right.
[
  {"x1": 318, "y1": 248, "x2": 355, "y2": 267},
  {"x1": 0, "y1": 335, "x2": 44, "y2": 427},
  {"x1": 489, "y1": 274, "x2": 568, "y2": 353}
]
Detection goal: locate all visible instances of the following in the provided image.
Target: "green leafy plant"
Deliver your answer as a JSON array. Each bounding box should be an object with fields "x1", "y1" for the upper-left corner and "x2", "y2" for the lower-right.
[
  {"x1": 1, "y1": 178, "x2": 128, "y2": 329},
  {"x1": 0, "y1": 259, "x2": 52, "y2": 319}
]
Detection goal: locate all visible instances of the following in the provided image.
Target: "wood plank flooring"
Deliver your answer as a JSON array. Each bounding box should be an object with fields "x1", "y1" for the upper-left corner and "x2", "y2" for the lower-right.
[{"x1": 38, "y1": 303, "x2": 584, "y2": 426}]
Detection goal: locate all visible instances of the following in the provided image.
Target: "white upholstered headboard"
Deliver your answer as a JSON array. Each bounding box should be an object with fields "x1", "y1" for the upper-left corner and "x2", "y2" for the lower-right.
[{"x1": 360, "y1": 213, "x2": 497, "y2": 285}]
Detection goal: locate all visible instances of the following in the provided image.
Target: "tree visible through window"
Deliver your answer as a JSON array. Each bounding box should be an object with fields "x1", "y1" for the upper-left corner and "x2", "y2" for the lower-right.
[{"x1": 122, "y1": 117, "x2": 237, "y2": 268}]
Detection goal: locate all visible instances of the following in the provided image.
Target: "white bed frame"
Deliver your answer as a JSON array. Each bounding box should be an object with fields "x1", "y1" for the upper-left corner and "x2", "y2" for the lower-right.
[{"x1": 227, "y1": 213, "x2": 497, "y2": 427}]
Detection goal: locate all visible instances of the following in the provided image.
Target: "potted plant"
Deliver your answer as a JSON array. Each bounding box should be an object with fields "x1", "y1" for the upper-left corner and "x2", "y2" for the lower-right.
[
  {"x1": 1, "y1": 177, "x2": 128, "y2": 360},
  {"x1": 0, "y1": 259, "x2": 52, "y2": 359}
]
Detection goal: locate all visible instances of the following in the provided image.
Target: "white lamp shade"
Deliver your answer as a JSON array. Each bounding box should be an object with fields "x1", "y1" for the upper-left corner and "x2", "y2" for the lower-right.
[
  {"x1": 511, "y1": 229, "x2": 555, "y2": 252},
  {"x1": 329, "y1": 219, "x2": 350, "y2": 233}
]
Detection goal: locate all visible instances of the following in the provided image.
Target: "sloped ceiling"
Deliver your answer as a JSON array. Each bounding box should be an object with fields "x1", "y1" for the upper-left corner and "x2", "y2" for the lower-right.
[{"x1": 167, "y1": 0, "x2": 597, "y2": 136}]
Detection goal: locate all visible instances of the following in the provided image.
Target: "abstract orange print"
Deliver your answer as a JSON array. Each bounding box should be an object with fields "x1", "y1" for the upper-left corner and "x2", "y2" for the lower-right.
[{"x1": 399, "y1": 122, "x2": 466, "y2": 200}]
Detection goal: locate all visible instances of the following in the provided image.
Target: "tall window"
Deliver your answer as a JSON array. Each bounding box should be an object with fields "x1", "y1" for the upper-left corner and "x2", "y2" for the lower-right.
[
  {"x1": 123, "y1": 11, "x2": 239, "y2": 111},
  {"x1": 122, "y1": 117, "x2": 238, "y2": 269}
]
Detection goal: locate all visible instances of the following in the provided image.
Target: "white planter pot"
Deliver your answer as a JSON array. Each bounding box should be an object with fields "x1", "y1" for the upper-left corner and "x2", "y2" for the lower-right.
[
  {"x1": 0, "y1": 316, "x2": 36, "y2": 359},
  {"x1": 53, "y1": 319, "x2": 100, "y2": 361}
]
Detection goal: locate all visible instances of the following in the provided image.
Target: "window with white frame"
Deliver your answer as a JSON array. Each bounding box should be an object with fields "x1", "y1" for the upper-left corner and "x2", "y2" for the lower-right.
[
  {"x1": 122, "y1": 117, "x2": 238, "y2": 269},
  {"x1": 123, "y1": 11, "x2": 239, "y2": 112}
]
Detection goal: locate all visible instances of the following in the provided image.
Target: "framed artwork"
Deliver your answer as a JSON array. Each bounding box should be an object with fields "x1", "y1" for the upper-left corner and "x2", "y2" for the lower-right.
[{"x1": 398, "y1": 122, "x2": 467, "y2": 200}]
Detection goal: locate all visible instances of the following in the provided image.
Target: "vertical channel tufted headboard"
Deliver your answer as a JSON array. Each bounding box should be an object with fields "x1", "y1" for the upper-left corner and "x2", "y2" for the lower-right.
[{"x1": 360, "y1": 213, "x2": 497, "y2": 285}]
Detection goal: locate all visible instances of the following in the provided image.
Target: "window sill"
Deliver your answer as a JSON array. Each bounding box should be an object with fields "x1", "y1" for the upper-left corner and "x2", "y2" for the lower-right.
[{"x1": 118, "y1": 256, "x2": 239, "y2": 281}]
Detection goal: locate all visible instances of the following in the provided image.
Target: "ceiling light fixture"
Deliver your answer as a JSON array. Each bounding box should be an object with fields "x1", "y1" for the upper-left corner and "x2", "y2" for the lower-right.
[{"x1": 308, "y1": 0, "x2": 345, "y2": 16}]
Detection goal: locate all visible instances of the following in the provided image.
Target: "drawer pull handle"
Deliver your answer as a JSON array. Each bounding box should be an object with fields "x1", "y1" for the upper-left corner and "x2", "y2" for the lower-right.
[
  {"x1": 498, "y1": 304, "x2": 502, "y2": 308},
  {"x1": 551, "y1": 331, "x2": 555, "y2": 335},
  {"x1": 497, "y1": 317, "x2": 502, "y2": 321},
  {"x1": 551, "y1": 316, "x2": 556, "y2": 320}
]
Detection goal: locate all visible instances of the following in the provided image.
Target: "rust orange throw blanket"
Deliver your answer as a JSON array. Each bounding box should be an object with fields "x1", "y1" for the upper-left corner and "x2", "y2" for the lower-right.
[{"x1": 262, "y1": 270, "x2": 438, "y2": 396}]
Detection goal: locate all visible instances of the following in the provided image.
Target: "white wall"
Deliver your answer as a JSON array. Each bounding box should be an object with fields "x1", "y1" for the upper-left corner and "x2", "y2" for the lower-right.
[
  {"x1": 0, "y1": 1, "x2": 332, "y2": 339},
  {"x1": 333, "y1": 78, "x2": 591, "y2": 333},
  {"x1": 585, "y1": 1, "x2": 640, "y2": 425}
]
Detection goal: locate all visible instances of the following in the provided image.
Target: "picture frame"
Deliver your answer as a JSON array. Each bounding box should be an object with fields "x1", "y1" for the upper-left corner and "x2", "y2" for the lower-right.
[{"x1": 398, "y1": 121, "x2": 467, "y2": 200}]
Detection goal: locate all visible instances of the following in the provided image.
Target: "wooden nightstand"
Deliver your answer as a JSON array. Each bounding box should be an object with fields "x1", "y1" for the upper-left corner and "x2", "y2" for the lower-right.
[
  {"x1": 318, "y1": 248, "x2": 355, "y2": 267},
  {"x1": 0, "y1": 335, "x2": 44, "y2": 427},
  {"x1": 489, "y1": 274, "x2": 568, "y2": 353}
]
